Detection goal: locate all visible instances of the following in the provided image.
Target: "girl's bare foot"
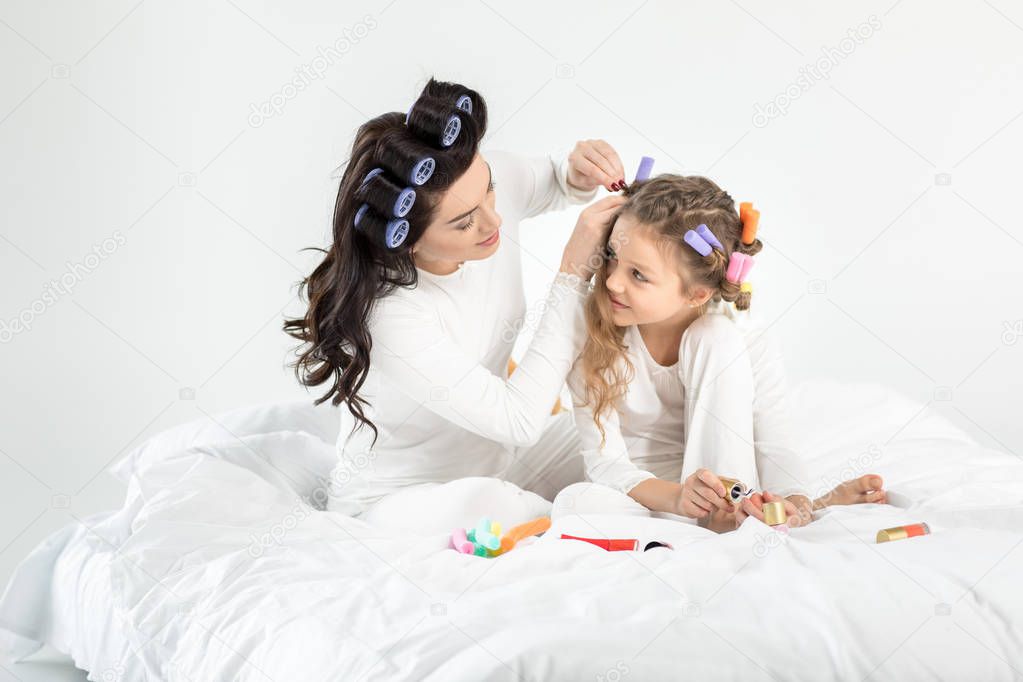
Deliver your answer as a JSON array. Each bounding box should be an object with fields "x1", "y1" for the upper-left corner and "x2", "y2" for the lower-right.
[{"x1": 812, "y1": 474, "x2": 886, "y2": 511}]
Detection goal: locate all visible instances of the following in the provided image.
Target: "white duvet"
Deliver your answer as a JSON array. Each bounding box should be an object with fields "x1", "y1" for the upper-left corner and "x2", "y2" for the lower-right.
[{"x1": 2, "y1": 381, "x2": 1022, "y2": 681}]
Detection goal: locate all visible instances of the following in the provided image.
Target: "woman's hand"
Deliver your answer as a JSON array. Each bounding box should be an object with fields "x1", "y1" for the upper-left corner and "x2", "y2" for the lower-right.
[
  {"x1": 677, "y1": 468, "x2": 732, "y2": 519},
  {"x1": 559, "y1": 194, "x2": 627, "y2": 281},
  {"x1": 567, "y1": 139, "x2": 626, "y2": 192}
]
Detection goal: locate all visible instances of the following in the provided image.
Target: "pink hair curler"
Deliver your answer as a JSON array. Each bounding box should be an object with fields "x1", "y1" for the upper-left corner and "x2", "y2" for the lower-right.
[{"x1": 450, "y1": 527, "x2": 474, "y2": 554}]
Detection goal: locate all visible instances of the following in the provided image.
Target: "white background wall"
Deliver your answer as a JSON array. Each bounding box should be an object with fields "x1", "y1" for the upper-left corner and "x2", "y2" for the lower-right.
[{"x1": 1, "y1": 0, "x2": 1021, "y2": 595}]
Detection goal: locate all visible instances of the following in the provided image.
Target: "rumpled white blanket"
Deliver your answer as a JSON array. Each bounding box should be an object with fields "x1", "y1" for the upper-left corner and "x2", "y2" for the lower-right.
[{"x1": 2, "y1": 381, "x2": 1021, "y2": 681}]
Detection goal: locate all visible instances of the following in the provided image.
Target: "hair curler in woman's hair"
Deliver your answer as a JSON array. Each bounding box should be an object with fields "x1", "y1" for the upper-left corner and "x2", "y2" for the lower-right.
[
  {"x1": 406, "y1": 96, "x2": 463, "y2": 148},
  {"x1": 354, "y1": 203, "x2": 410, "y2": 250},
  {"x1": 376, "y1": 142, "x2": 436, "y2": 186},
  {"x1": 357, "y1": 168, "x2": 416, "y2": 218},
  {"x1": 455, "y1": 94, "x2": 472, "y2": 113}
]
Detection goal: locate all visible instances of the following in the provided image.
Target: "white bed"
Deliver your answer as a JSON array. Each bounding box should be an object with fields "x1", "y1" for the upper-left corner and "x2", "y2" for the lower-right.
[{"x1": 1, "y1": 381, "x2": 1021, "y2": 681}]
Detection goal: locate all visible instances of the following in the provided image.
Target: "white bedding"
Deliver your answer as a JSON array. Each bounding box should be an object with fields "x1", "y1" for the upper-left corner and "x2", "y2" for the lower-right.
[{"x1": 2, "y1": 381, "x2": 1022, "y2": 681}]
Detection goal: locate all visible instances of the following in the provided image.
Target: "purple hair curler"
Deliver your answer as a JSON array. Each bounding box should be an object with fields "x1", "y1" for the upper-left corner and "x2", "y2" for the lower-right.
[
  {"x1": 683, "y1": 230, "x2": 712, "y2": 257},
  {"x1": 410, "y1": 157, "x2": 435, "y2": 185},
  {"x1": 385, "y1": 218, "x2": 410, "y2": 248},
  {"x1": 394, "y1": 187, "x2": 416, "y2": 217},
  {"x1": 354, "y1": 203, "x2": 370, "y2": 228},
  {"x1": 455, "y1": 94, "x2": 473, "y2": 113},
  {"x1": 440, "y1": 115, "x2": 461, "y2": 147},
  {"x1": 355, "y1": 203, "x2": 410, "y2": 249},
  {"x1": 634, "y1": 156, "x2": 655, "y2": 182},
  {"x1": 361, "y1": 168, "x2": 385, "y2": 187},
  {"x1": 695, "y1": 223, "x2": 723, "y2": 251}
]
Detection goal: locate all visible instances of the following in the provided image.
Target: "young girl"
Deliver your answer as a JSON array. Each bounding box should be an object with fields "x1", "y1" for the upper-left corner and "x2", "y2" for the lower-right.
[{"x1": 553, "y1": 174, "x2": 886, "y2": 532}]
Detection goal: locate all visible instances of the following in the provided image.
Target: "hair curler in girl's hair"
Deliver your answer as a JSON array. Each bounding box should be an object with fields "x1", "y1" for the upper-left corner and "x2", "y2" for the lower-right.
[
  {"x1": 634, "y1": 155, "x2": 655, "y2": 183},
  {"x1": 683, "y1": 226, "x2": 723, "y2": 257},
  {"x1": 739, "y1": 201, "x2": 761, "y2": 245},
  {"x1": 354, "y1": 204, "x2": 410, "y2": 250},
  {"x1": 356, "y1": 168, "x2": 416, "y2": 217},
  {"x1": 695, "y1": 223, "x2": 723, "y2": 251},
  {"x1": 725, "y1": 252, "x2": 755, "y2": 284}
]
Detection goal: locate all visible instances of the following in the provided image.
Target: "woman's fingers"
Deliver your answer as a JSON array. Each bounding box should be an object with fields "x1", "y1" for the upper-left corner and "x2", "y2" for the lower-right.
[
  {"x1": 590, "y1": 139, "x2": 625, "y2": 186},
  {"x1": 696, "y1": 469, "x2": 726, "y2": 498},
  {"x1": 572, "y1": 153, "x2": 617, "y2": 190},
  {"x1": 688, "y1": 469, "x2": 729, "y2": 512},
  {"x1": 684, "y1": 492, "x2": 712, "y2": 517},
  {"x1": 694, "y1": 481, "x2": 731, "y2": 511}
]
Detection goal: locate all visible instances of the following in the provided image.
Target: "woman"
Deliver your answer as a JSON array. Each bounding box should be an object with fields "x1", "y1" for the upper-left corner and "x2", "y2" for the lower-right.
[{"x1": 285, "y1": 77, "x2": 625, "y2": 531}]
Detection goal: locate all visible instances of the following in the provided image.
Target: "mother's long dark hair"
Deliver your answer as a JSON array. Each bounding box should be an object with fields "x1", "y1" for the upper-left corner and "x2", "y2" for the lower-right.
[{"x1": 284, "y1": 77, "x2": 488, "y2": 445}]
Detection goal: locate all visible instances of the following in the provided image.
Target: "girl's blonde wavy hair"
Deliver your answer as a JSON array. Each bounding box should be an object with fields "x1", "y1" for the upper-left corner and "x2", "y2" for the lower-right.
[{"x1": 574, "y1": 174, "x2": 763, "y2": 445}]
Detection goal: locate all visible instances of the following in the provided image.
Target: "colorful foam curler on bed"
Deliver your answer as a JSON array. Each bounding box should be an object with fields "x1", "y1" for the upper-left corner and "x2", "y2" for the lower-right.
[
  {"x1": 496, "y1": 517, "x2": 550, "y2": 555},
  {"x1": 634, "y1": 156, "x2": 655, "y2": 183},
  {"x1": 451, "y1": 516, "x2": 551, "y2": 557},
  {"x1": 450, "y1": 527, "x2": 474, "y2": 554}
]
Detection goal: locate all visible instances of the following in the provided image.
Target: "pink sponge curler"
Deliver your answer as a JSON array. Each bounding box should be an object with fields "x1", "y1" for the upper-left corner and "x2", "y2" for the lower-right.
[
  {"x1": 450, "y1": 527, "x2": 474, "y2": 554},
  {"x1": 726, "y1": 252, "x2": 755, "y2": 284},
  {"x1": 738, "y1": 255, "x2": 755, "y2": 282}
]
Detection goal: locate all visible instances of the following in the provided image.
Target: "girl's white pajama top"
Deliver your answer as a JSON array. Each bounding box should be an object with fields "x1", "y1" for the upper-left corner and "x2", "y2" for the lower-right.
[
  {"x1": 560, "y1": 302, "x2": 812, "y2": 520},
  {"x1": 327, "y1": 150, "x2": 597, "y2": 518}
]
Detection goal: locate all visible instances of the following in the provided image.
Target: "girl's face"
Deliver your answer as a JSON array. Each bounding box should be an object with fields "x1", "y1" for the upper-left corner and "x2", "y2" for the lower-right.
[
  {"x1": 603, "y1": 213, "x2": 711, "y2": 326},
  {"x1": 412, "y1": 153, "x2": 501, "y2": 272}
]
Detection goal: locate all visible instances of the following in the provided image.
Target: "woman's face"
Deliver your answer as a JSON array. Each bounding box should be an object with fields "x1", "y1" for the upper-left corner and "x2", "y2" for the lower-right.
[
  {"x1": 602, "y1": 213, "x2": 711, "y2": 326},
  {"x1": 412, "y1": 153, "x2": 501, "y2": 272}
]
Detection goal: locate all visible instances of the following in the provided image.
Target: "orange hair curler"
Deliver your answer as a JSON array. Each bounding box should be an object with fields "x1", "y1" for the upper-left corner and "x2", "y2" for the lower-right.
[{"x1": 739, "y1": 202, "x2": 760, "y2": 245}]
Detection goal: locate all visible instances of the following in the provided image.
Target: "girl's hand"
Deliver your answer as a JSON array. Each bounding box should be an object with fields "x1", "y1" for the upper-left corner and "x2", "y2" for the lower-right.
[
  {"x1": 567, "y1": 139, "x2": 626, "y2": 192},
  {"x1": 785, "y1": 494, "x2": 814, "y2": 528},
  {"x1": 678, "y1": 468, "x2": 732, "y2": 519},
  {"x1": 559, "y1": 194, "x2": 627, "y2": 281},
  {"x1": 736, "y1": 491, "x2": 807, "y2": 527}
]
